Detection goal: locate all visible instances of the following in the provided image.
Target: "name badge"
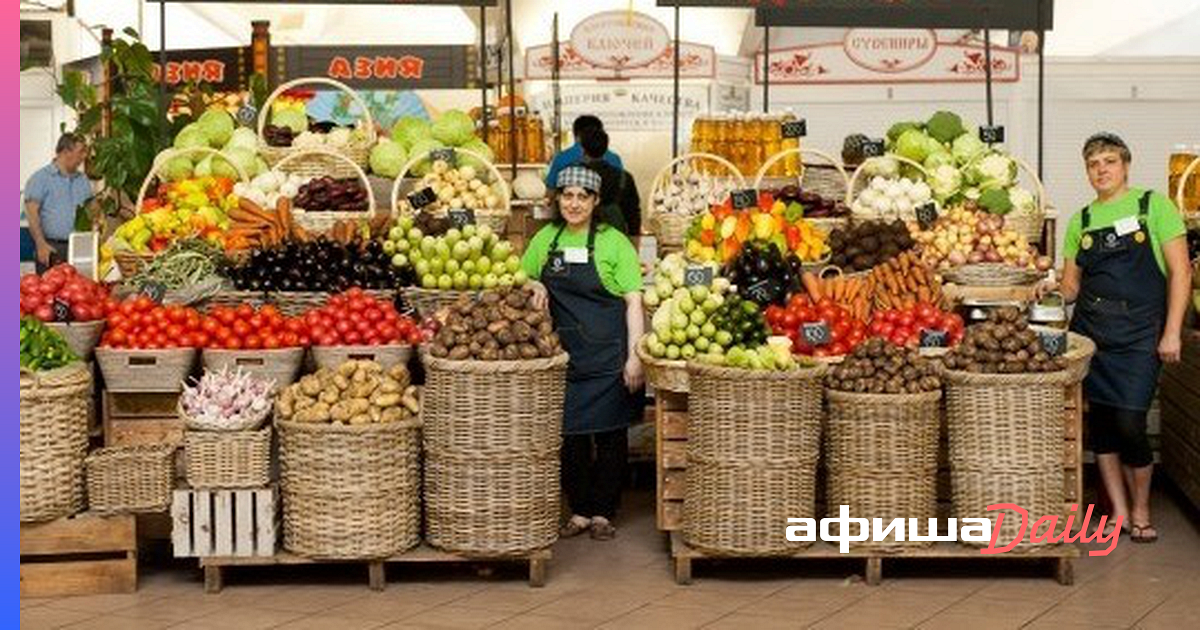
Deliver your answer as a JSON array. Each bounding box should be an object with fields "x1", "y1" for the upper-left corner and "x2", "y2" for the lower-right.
[
  {"x1": 1113, "y1": 216, "x2": 1140, "y2": 237},
  {"x1": 546, "y1": 252, "x2": 568, "y2": 276},
  {"x1": 563, "y1": 247, "x2": 589, "y2": 264}
]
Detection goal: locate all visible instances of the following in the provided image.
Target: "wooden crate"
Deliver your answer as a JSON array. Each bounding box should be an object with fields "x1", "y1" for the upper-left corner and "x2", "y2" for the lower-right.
[
  {"x1": 20, "y1": 513, "x2": 137, "y2": 597},
  {"x1": 1161, "y1": 331, "x2": 1200, "y2": 511},
  {"x1": 655, "y1": 391, "x2": 689, "y2": 531},
  {"x1": 172, "y1": 487, "x2": 278, "y2": 558},
  {"x1": 103, "y1": 391, "x2": 184, "y2": 447}
]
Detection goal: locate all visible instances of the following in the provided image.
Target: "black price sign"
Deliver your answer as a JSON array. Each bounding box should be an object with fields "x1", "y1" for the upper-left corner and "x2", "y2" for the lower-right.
[
  {"x1": 683, "y1": 265, "x2": 714, "y2": 287},
  {"x1": 1038, "y1": 330, "x2": 1068, "y2": 358},
  {"x1": 731, "y1": 189, "x2": 758, "y2": 210},
  {"x1": 430, "y1": 147, "x2": 457, "y2": 165},
  {"x1": 140, "y1": 282, "x2": 167, "y2": 303},
  {"x1": 979, "y1": 125, "x2": 1006, "y2": 144},
  {"x1": 745, "y1": 278, "x2": 778, "y2": 304},
  {"x1": 407, "y1": 187, "x2": 438, "y2": 210},
  {"x1": 862, "y1": 138, "x2": 886, "y2": 158},
  {"x1": 802, "y1": 321, "x2": 831, "y2": 347},
  {"x1": 448, "y1": 208, "x2": 476, "y2": 228},
  {"x1": 919, "y1": 328, "x2": 949, "y2": 348},
  {"x1": 916, "y1": 202, "x2": 940, "y2": 230},
  {"x1": 236, "y1": 105, "x2": 257, "y2": 127},
  {"x1": 52, "y1": 298, "x2": 73, "y2": 323},
  {"x1": 781, "y1": 118, "x2": 808, "y2": 139}
]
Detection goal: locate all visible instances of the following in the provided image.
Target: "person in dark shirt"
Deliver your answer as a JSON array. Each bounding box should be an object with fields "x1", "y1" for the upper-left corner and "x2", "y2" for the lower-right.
[{"x1": 578, "y1": 128, "x2": 641, "y2": 247}]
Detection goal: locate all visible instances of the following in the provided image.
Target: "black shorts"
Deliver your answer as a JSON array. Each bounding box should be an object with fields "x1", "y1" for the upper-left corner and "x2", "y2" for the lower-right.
[{"x1": 1086, "y1": 401, "x2": 1154, "y2": 467}]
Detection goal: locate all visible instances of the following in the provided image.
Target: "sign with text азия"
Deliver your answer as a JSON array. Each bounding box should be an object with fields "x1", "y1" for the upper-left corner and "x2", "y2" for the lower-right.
[{"x1": 281, "y1": 45, "x2": 470, "y2": 90}]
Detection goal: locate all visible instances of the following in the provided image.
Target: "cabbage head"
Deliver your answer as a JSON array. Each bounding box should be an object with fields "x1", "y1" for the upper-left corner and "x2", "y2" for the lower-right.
[
  {"x1": 369, "y1": 140, "x2": 408, "y2": 179},
  {"x1": 225, "y1": 127, "x2": 258, "y2": 151},
  {"x1": 391, "y1": 116, "x2": 432, "y2": 149},
  {"x1": 895, "y1": 128, "x2": 934, "y2": 163},
  {"x1": 162, "y1": 156, "x2": 194, "y2": 182},
  {"x1": 430, "y1": 110, "x2": 476, "y2": 146},
  {"x1": 221, "y1": 147, "x2": 258, "y2": 179},
  {"x1": 173, "y1": 123, "x2": 209, "y2": 150},
  {"x1": 197, "y1": 109, "x2": 235, "y2": 148},
  {"x1": 408, "y1": 138, "x2": 446, "y2": 176},
  {"x1": 951, "y1": 133, "x2": 987, "y2": 166},
  {"x1": 459, "y1": 139, "x2": 495, "y2": 172},
  {"x1": 271, "y1": 109, "x2": 309, "y2": 135}
]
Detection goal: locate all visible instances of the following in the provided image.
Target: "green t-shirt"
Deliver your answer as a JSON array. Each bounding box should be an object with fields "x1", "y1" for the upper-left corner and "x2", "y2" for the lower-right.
[
  {"x1": 521, "y1": 223, "x2": 643, "y2": 297},
  {"x1": 1062, "y1": 188, "x2": 1187, "y2": 274}
]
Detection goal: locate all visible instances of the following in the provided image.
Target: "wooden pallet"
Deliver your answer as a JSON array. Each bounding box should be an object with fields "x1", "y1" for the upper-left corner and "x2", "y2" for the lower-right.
[
  {"x1": 199, "y1": 546, "x2": 552, "y2": 593},
  {"x1": 172, "y1": 487, "x2": 278, "y2": 559},
  {"x1": 669, "y1": 531, "x2": 1078, "y2": 586},
  {"x1": 102, "y1": 390, "x2": 184, "y2": 447},
  {"x1": 20, "y1": 513, "x2": 137, "y2": 597}
]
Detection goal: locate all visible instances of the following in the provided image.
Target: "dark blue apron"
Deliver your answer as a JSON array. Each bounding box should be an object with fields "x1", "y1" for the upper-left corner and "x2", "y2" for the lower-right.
[
  {"x1": 541, "y1": 223, "x2": 635, "y2": 435},
  {"x1": 1068, "y1": 192, "x2": 1166, "y2": 411}
]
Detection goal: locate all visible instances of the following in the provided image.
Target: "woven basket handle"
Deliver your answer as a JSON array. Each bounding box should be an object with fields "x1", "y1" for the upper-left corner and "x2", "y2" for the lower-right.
[
  {"x1": 847, "y1": 153, "x2": 929, "y2": 221},
  {"x1": 650, "y1": 152, "x2": 746, "y2": 202},
  {"x1": 391, "y1": 147, "x2": 511, "y2": 215},
  {"x1": 137, "y1": 146, "x2": 251, "y2": 213},
  {"x1": 818, "y1": 265, "x2": 844, "y2": 280},
  {"x1": 752, "y1": 147, "x2": 850, "y2": 200},
  {"x1": 1176, "y1": 155, "x2": 1200, "y2": 215},
  {"x1": 256, "y1": 76, "x2": 378, "y2": 144},
  {"x1": 272, "y1": 147, "x2": 377, "y2": 214}
]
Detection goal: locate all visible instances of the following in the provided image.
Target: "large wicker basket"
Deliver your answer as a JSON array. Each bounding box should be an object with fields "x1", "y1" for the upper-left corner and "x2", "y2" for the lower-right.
[
  {"x1": 202, "y1": 347, "x2": 306, "y2": 392},
  {"x1": 94, "y1": 347, "x2": 197, "y2": 393},
  {"x1": 257, "y1": 77, "x2": 376, "y2": 173},
  {"x1": 649, "y1": 152, "x2": 745, "y2": 253},
  {"x1": 683, "y1": 362, "x2": 825, "y2": 555},
  {"x1": 753, "y1": 147, "x2": 852, "y2": 207},
  {"x1": 942, "y1": 368, "x2": 1073, "y2": 550},
  {"x1": 45, "y1": 320, "x2": 106, "y2": 360},
  {"x1": 204, "y1": 289, "x2": 397, "y2": 318},
  {"x1": 391, "y1": 147, "x2": 512, "y2": 232},
  {"x1": 184, "y1": 426, "x2": 272, "y2": 489},
  {"x1": 825, "y1": 389, "x2": 942, "y2": 551},
  {"x1": 401, "y1": 287, "x2": 478, "y2": 318},
  {"x1": 277, "y1": 417, "x2": 421, "y2": 559},
  {"x1": 635, "y1": 338, "x2": 688, "y2": 394},
  {"x1": 848, "y1": 154, "x2": 931, "y2": 222},
  {"x1": 943, "y1": 263, "x2": 1044, "y2": 288},
  {"x1": 20, "y1": 363, "x2": 91, "y2": 522},
  {"x1": 311, "y1": 344, "x2": 413, "y2": 372},
  {"x1": 421, "y1": 353, "x2": 568, "y2": 555},
  {"x1": 274, "y1": 148, "x2": 378, "y2": 234},
  {"x1": 86, "y1": 443, "x2": 177, "y2": 514}
]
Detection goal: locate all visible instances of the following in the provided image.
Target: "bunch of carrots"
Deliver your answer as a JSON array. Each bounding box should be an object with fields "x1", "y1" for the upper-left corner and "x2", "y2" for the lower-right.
[
  {"x1": 799, "y1": 269, "x2": 872, "y2": 323},
  {"x1": 797, "y1": 251, "x2": 945, "y2": 322},
  {"x1": 226, "y1": 198, "x2": 311, "y2": 250}
]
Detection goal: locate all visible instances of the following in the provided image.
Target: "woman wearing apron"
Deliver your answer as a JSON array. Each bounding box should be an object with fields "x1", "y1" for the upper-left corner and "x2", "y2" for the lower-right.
[
  {"x1": 1057, "y1": 133, "x2": 1191, "y2": 543},
  {"x1": 522, "y1": 166, "x2": 645, "y2": 540}
]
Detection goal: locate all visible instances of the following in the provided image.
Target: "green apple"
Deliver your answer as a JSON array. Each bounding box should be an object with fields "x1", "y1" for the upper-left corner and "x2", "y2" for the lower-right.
[
  {"x1": 681, "y1": 344, "x2": 697, "y2": 360},
  {"x1": 468, "y1": 235, "x2": 485, "y2": 256},
  {"x1": 397, "y1": 215, "x2": 414, "y2": 232},
  {"x1": 513, "y1": 270, "x2": 528, "y2": 285},
  {"x1": 715, "y1": 330, "x2": 734, "y2": 347},
  {"x1": 483, "y1": 273, "x2": 499, "y2": 289},
  {"x1": 462, "y1": 224, "x2": 478, "y2": 239},
  {"x1": 421, "y1": 274, "x2": 437, "y2": 289},
  {"x1": 686, "y1": 324, "x2": 700, "y2": 341},
  {"x1": 394, "y1": 238, "x2": 410, "y2": 253},
  {"x1": 453, "y1": 271, "x2": 469, "y2": 290},
  {"x1": 491, "y1": 241, "x2": 513, "y2": 262},
  {"x1": 476, "y1": 224, "x2": 494, "y2": 242},
  {"x1": 437, "y1": 274, "x2": 454, "y2": 290},
  {"x1": 498, "y1": 273, "x2": 514, "y2": 287},
  {"x1": 444, "y1": 228, "x2": 462, "y2": 246},
  {"x1": 671, "y1": 312, "x2": 689, "y2": 330},
  {"x1": 468, "y1": 274, "x2": 483, "y2": 290},
  {"x1": 408, "y1": 227, "x2": 423, "y2": 241},
  {"x1": 505, "y1": 255, "x2": 521, "y2": 274},
  {"x1": 701, "y1": 322, "x2": 717, "y2": 338},
  {"x1": 382, "y1": 240, "x2": 396, "y2": 255},
  {"x1": 690, "y1": 285, "x2": 709, "y2": 301},
  {"x1": 415, "y1": 260, "x2": 431, "y2": 277},
  {"x1": 429, "y1": 258, "x2": 445, "y2": 276},
  {"x1": 391, "y1": 253, "x2": 408, "y2": 268},
  {"x1": 695, "y1": 337, "x2": 711, "y2": 352},
  {"x1": 476, "y1": 257, "x2": 492, "y2": 274},
  {"x1": 671, "y1": 329, "x2": 688, "y2": 345},
  {"x1": 388, "y1": 226, "x2": 406, "y2": 241},
  {"x1": 689, "y1": 309, "x2": 707, "y2": 326},
  {"x1": 461, "y1": 260, "x2": 476, "y2": 274},
  {"x1": 677, "y1": 296, "x2": 696, "y2": 314},
  {"x1": 444, "y1": 259, "x2": 460, "y2": 275},
  {"x1": 420, "y1": 235, "x2": 437, "y2": 258},
  {"x1": 665, "y1": 345, "x2": 681, "y2": 361},
  {"x1": 434, "y1": 240, "x2": 451, "y2": 261}
]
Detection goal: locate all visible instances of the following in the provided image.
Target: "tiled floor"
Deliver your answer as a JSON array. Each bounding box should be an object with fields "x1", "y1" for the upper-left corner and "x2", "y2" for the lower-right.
[{"x1": 21, "y1": 486, "x2": 1200, "y2": 629}]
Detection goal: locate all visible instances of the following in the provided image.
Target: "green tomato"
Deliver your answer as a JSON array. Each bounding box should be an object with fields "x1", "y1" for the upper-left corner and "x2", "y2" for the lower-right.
[
  {"x1": 681, "y1": 344, "x2": 697, "y2": 360},
  {"x1": 702, "y1": 296, "x2": 720, "y2": 314},
  {"x1": 715, "y1": 330, "x2": 734, "y2": 347},
  {"x1": 671, "y1": 313, "x2": 689, "y2": 330},
  {"x1": 701, "y1": 322, "x2": 717, "y2": 338},
  {"x1": 506, "y1": 255, "x2": 521, "y2": 274},
  {"x1": 483, "y1": 273, "x2": 499, "y2": 289},
  {"x1": 689, "y1": 285, "x2": 709, "y2": 301},
  {"x1": 677, "y1": 296, "x2": 696, "y2": 314},
  {"x1": 649, "y1": 341, "x2": 666, "y2": 359},
  {"x1": 671, "y1": 329, "x2": 688, "y2": 346},
  {"x1": 694, "y1": 337, "x2": 711, "y2": 352}
]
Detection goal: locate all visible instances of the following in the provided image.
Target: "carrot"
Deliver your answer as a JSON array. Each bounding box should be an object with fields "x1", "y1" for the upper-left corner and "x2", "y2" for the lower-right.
[
  {"x1": 233, "y1": 198, "x2": 275, "y2": 224},
  {"x1": 801, "y1": 272, "x2": 823, "y2": 302},
  {"x1": 275, "y1": 197, "x2": 293, "y2": 236}
]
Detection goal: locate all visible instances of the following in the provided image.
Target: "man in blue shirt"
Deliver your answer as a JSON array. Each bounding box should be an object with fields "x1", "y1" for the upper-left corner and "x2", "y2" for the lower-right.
[
  {"x1": 24, "y1": 133, "x2": 92, "y2": 272},
  {"x1": 544, "y1": 115, "x2": 623, "y2": 188}
]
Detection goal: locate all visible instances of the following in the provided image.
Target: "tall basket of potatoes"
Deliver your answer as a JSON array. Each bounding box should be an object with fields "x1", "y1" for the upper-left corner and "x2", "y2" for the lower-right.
[
  {"x1": 275, "y1": 360, "x2": 422, "y2": 559},
  {"x1": 421, "y1": 286, "x2": 568, "y2": 557}
]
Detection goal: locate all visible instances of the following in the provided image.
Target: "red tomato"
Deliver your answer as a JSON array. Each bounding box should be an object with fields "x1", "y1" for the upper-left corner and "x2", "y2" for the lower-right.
[
  {"x1": 781, "y1": 311, "x2": 801, "y2": 331},
  {"x1": 201, "y1": 318, "x2": 220, "y2": 335},
  {"x1": 235, "y1": 304, "x2": 254, "y2": 320},
  {"x1": 232, "y1": 320, "x2": 252, "y2": 338},
  {"x1": 263, "y1": 335, "x2": 281, "y2": 350},
  {"x1": 813, "y1": 347, "x2": 831, "y2": 358},
  {"x1": 283, "y1": 333, "x2": 299, "y2": 347},
  {"x1": 377, "y1": 324, "x2": 398, "y2": 342},
  {"x1": 317, "y1": 334, "x2": 336, "y2": 347},
  {"x1": 244, "y1": 335, "x2": 262, "y2": 350},
  {"x1": 764, "y1": 305, "x2": 784, "y2": 326},
  {"x1": 828, "y1": 341, "x2": 849, "y2": 356},
  {"x1": 344, "y1": 330, "x2": 362, "y2": 345},
  {"x1": 248, "y1": 314, "x2": 265, "y2": 330},
  {"x1": 890, "y1": 332, "x2": 910, "y2": 347},
  {"x1": 224, "y1": 337, "x2": 243, "y2": 350},
  {"x1": 896, "y1": 312, "x2": 915, "y2": 328},
  {"x1": 363, "y1": 308, "x2": 382, "y2": 323},
  {"x1": 259, "y1": 304, "x2": 281, "y2": 321},
  {"x1": 108, "y1": 330, "x2": 128, "y2": 347},
  {"x1": 831, "y1": 321, "x2": 851, "y2": 343},
  {"x1": 298, "y1": 334, "x2": 312, "y2": 347},
  {"x1": 942, "y1": 313, "x2": 965, "y2": 334}
]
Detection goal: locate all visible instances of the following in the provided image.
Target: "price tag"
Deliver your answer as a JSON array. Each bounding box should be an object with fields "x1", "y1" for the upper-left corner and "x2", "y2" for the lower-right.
[
  {"x1": 802, "y1": 321, "x2": 831, "y2": 347},
  {"x1": 916, "y1": 202, "x2": 940, "y2": 230},
  {"x1": 52, "y1": 298, "x2": 73, "y2": 323},
  {"x1": 745, "y1": 278, "x2": 778, "y2": 304},
  {"x1": 448, "y1": 208, "x2": 476, "y2": 228},
  {"x1": 683, "y1": 265, "x2": 714, "y2": 287},
  {"x1": 730, "y1": 189, "x2": 758, "y2": 210},
  {"x1": 919, "y1": 328, "x2": 949, "y2": 348},
  {"x1": 140, "y1": 282, "x2": 167, "y2": 303},
  {"x1": 862, "y1": 139, "x2": 886, "y2": 158},
  {"x1": 236, "y1": 105, "x2": 258, "y2": 127},
  {"x1": 407, "y1": 187, "x2": 438, "y2": 210},
  {"x1": 979, "y1": 125, "x2": 1006, "y2": 144},
  {"x1": 1038, "y1": 329, "x2": 1068, "y2": 358},
  {"x1": 430, "y1": 147, "x2": 457, "y2": 165},
  {"x1": 781, "y1": 118, "x2": 808, "y2": 139}
]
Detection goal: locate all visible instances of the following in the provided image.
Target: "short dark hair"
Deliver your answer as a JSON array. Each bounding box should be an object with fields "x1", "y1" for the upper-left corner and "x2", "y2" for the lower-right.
[
  {"x1": 1083, "y1": 132, "x2": 1131, "y2": 163},
  {"x1": 56, "y1": 132, "x2": 85, "y2": 154},
  {"x1": 572, "y1": 115, "x2": 603, "y2": 137},
  {"x1": 579, "y1": 128, "x2": 609, "y2": 160}
]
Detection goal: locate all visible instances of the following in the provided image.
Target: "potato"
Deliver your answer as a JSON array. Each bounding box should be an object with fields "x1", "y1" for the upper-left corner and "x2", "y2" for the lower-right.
[
  {"x1": 320, "y1": 387, "x2": 340, "y2": 405},
  {"x1": 299, "y1": 374, "x2": 324, "y2": 397},
  {"x1": 295, "y1": 402, "x2": 331, "y2": 423},
  {"x1": 430, "y1": 343, "x2": 449, "y2": 358},
  {"x1": 348, "y1": 379, "x2": 378, "y2": 399},
  {"x1": 381, "y1": 407, "x2": 406, "y2": 423},
  {"x1": 333, "y1": 374, "x2": 351, "y2": 391},
  {"x1": 369, "y1": 406, "x2": 383, "y2": 423},
  {"x1": 371, "y1": 392, "x2": 401, "y2": 408},
  {"x1": 348, "y1": 413, "x2": 371, "y2": 425}
]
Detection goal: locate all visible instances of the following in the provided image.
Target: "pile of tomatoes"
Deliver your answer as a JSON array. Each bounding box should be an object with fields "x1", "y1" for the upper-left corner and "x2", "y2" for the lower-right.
[
  {"x1": 20, "y1": 264, "x2": 114, "y2": 323},
  {"x1": 869, "y1": 303, "x2": 965, "y2": 348},
  {"x1": 101, "y1": 297, "x2": 204, "y2": 349},
  {"x1": 765, "y1": 295, "x2": 868, "y2": 358},
  {"x1": 302, "y1": 288, "x2": 423, "y2": 347},
  {"x1": 202, "y1": 304, "x2": 309, "y2": 350}
]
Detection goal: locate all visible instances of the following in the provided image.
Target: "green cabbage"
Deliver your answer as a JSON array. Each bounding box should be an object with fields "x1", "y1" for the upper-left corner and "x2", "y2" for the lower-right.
[
  {"x1": 951, "y1": 133, "x2": 987, "y2": 166},
  {"x1": 197, "y1": 109, "x2": 235, "y2": 148},
  {"x1": 430, "y1": 110, "x2": 476, "y2": 146},
  {"x1": 162, "y1": 156, "x2": 194, "y2": 182},
  {"x1": 925, "y1": 110, "x2": 966, "y2": 144},
  {"x1": 194, "y1": 156, "x2": 213, "y2": 178},
  {"x1": 173, "y1": 123, "x2": 209, "y2": 150},
  {"x1": 210, "y1": 154, "x2": 239, "y2": 180},
  {"x1": 225, "y1": 127, "x2": 258, "y2": 151},
  {"x1": 271, "y1": 109, "x2": 309, "y2": 135},
  {"x1": 979, "y1": 188, "x2": 1013, "y2": 214},
  {"x1": 369, "y1": 140, "x2": 408, "y2": 179},
  {"x1": 221, "y1": 147, "x2": 258, "y2": 179},
  {"x1": 391, "y1": 116, "x2": 432, "y2": 149},
  {"x1": 895, "y1": 128, "x2": 934, "y2": 163},
  {"x1": 887, "y1": 121, "x2": 923, "y2": 144},
  {"x1": 459, "y1": 139, "x2": 495, "y2": 172}
]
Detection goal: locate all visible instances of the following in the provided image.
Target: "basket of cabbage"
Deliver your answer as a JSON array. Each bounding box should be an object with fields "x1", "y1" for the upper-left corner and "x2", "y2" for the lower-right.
[{"x1": 256, "y1": 77, "x2": 377, "y2": 176}]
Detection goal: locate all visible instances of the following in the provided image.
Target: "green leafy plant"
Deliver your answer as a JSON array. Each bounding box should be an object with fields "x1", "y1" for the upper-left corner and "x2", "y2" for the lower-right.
[{"x1": 56, "y1": 29, "x2": 186, "y2": 219}]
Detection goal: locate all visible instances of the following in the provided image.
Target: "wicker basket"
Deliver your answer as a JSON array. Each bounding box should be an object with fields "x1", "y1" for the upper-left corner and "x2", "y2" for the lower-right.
[
  {"x1": 848, "y1": 154, "x2": 930, "y2": 222},
  {"x1": 184, "y1": 426, "x2": 272, "y2": 489},
  {"x1": 825, "y1": 389, "x2": 942, "y2": 551},
  {"x1": 1174, "y1": 155, "x2": 1200, "y2": 217},
  {"x1": 1028, "y1": 327, "x2": 1097, "y2": 384},
  {"x1": 311, "y1": 344, "x2": 413, "y2": 372},
  {"x1": 970, "y1": 153, "x2": 1047, "y2": 245},
  {"x1": 421, "y1": 353, "x2": 567, "y2": 555},
  {"x1": 20, "y1": 363, "x2": 91, "y2": 522},
  {"x1": 635, "y1": 337, "x2": 688, "y2": 394},
  {"x1": 204, "y1": 289, "x2": 397, "y2": 318},
  {"x1": 753, "y1": 147, "x2": 852, "y2": 206},
  {"x1": 649, "y1": 152, "x2": 745, "y2": 252},
  {"x1": 401, "y1": 287, "x2": 478, "y2": 318},
  {"x1": 942, "y1": 368, "x2": 1073, "y2": 550},
  {"x1": 277, "y1": 417, "x2": 422, "y2": 559},
  {"x1": 683, "y1": 362, "x2": 825, "y2": 555},
  {"x1": 202, "y1": 347, "x2": 306, "y2": 391},
  {"x1": 94, "y1": 347, "x2": 197, "y2": 393},
  {"x1": 651, "y1": 213, "x2": 694, "y2": 253},
  {"x1": 86, "y1": 443, "x2": 177, "y2": 514},
  {"x1": 391, "y1": 147, "x2": 512, "y2": 226},
  {"x1": 274, "y1": 148, "x2": 378, "y2": 234},
  {"x1": 943, "y1": 263, "x2": 1044, "y2": 287},
  {"x1": 257, "y1": 77, "x2": 376, "y2": 173},
  {"x1": 45, "y1": 320, "x2": 106, "y2": 360}
]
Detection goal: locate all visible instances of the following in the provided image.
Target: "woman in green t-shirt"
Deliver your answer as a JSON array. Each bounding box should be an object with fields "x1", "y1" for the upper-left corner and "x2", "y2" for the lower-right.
[
  {"x1": 1057, "y1": 133, "x2": 1192, "y2": 543},
  {"x1": 523, "y1": 165, "x2": 645, "y2": 541}
]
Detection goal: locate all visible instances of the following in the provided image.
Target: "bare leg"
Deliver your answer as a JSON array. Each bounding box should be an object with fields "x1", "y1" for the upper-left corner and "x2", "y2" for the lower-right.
[
  {"x1": 1096, "y1": 454, "x2": 1129, "y2": 534},
  {"x1": 1128, "y1": 464, "x2": 1155, "y2": 536}
]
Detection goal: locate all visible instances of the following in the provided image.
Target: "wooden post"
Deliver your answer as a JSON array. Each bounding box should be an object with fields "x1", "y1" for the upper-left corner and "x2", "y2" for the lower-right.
[
  {"x1": 251, "y1": 21, "x2": 271, "y2": 88},
  {"x1": 100, "y1": 28, "x2": 113, "y2": 138}
]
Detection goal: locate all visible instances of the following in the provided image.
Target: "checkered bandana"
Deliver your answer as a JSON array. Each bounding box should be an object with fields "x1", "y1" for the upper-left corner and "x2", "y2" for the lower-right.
[{"x1": 556, "y1": 166, "x2": 602, "y2": 194}]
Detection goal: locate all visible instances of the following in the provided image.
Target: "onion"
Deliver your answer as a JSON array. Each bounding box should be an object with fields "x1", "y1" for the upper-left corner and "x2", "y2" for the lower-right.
[{"x1": 968, "y1": 251, "x2": 985, "y2": 264}]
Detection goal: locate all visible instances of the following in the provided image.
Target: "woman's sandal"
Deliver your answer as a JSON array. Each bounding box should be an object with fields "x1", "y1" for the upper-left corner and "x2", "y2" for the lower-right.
[
  {"x1": 1130, "y1": 523, "x2": 1158, "y2": 544},
  {"x1": 590, "y1": 517, "x2": 616, "y2": 541},
  {"x1": 559, "y1": 516, "x2": 591, "y2": 538}
]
